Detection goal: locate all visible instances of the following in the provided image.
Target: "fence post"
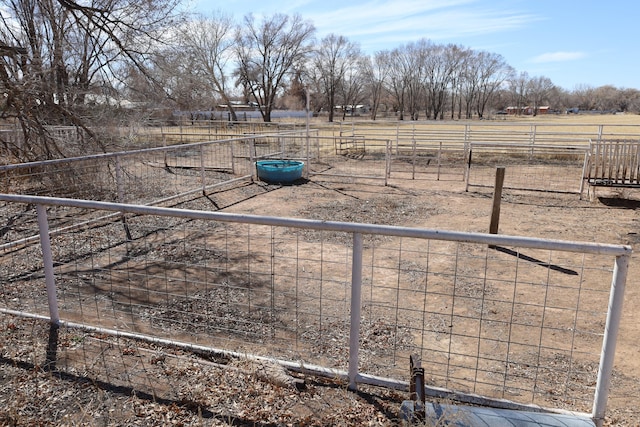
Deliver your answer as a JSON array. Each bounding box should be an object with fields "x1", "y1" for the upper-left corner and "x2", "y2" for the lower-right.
[
  {"x1": 463, "y1": 125, "x2": 470, "y2": 182},
  {"x1": 464, "y1": 124, "x2": 470, "y2": 148},
  {"x1": 200, "y1": 145, "x2": 206, "y2": 194},
  {"x1": 230, "y1": 142, "x2": 236, "y2": 175},
  {"x1": 579, "y1": 151, "x2": 589, "y2": 199},
  {"x1": 411, "y1": 134, "x2": 417, "y2": 180},
  {"x1": 464, "y1": 147, "x2": 473, "y2": 191},
  {"x1": 437, "y1": 141, "x2": 442, "y2": 181},
  {"x1": 36, "y1": 204, "x2": 59, "y2": 325},
  {"x1": 529, "y1": 125, "x2": 537, "y2": 159},
  {"x1": 348, "y1": 232, "x2": 364, "y2": 390},
  {"x1": 115, "y1": 155, "x2": 124, "y2": 203},
  {"x1": 597, "y1": 125, "x2": 603, "y2": 143},
  {"x1": 592, "y1": 253, "x2": 630, "y2": 427},
  {"x1": 249, "y1": 138, "x2": 256, "y2": 182},
  {"x1": 384, "y1": 140, "x2": 391, "y2": 185},
  {"x1": 115, "y1": 156, "x2": 132, "y2": 240},
  {"x1": 489, "y1": 167, "x2": 505, "y2": 235},
  {"x1": 305, "y1": 91, "x2": 310, "y2": 179}
]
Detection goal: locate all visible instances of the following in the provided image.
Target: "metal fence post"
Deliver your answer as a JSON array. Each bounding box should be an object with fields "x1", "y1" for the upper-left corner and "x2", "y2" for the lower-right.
[
  {"x1": 200, "y1": 145, "x2": 206, "y2": 194},
  {"x1": 115, "y1": 155, "x2": 124, "y2": 203},
  {"x1": 249, "y1": 138, "x2": 256, "y2": 181},
  {"x1": 597, "y1": 125, "x2": 603, "y2": 143},
  {"x1": 348, "y1": 232, "x2": 363, "y2": 390},
  {"x1": 36, "y1": 204, "x2": 59, "y2": 325},
  {"x1": 592, "y1": 253, "x2": 630, "y2": 427},
  {"x1": 437, "y1": 141, "x2": 442, "y2": 181},
  {"x1": 463, "y1": 124, "x2": 470, "y2": 182},
  {"x1": 384, "y1": 140, "x2": 391, "y2": 185},
  {"x1": 230, "y1": 142, "x2": 236, "y2": 175},
  {"x1": 305, "y1": 91, "x2": 310, "y2": 179}
]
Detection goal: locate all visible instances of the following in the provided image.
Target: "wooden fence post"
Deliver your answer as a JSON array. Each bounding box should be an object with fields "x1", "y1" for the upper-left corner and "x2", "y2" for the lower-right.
[{"x1": 489, "y1": 167, "x2": 505, "y2": 235}]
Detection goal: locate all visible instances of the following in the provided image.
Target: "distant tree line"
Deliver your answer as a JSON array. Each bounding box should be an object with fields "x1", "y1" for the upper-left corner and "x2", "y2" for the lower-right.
[
  {"x1": 2, "y1": 3, "x2": 640, "y2": 160},
  {"x1": 142, "y1": 12, "x2": 640, "y2": 122}
]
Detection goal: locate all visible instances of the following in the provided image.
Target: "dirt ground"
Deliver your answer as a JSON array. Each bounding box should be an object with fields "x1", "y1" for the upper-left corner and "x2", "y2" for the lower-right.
[
  {"x1": 213, "y1": 173, "x2": 640, "y2": 425},
  {"x1": 2, "y1": 171, "x2": 640, "y2": 426}
]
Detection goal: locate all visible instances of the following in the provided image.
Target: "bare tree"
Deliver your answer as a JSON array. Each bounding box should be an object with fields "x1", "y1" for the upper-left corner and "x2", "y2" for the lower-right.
[
  {"x1": 362, "y1": 50, "x2": 391, "y2": 120},
  {"x1": 457, "y1": 50, "x2": 480, "y2": 119},
  {"x1": 386, "y1": 48, "x2": 407, "y2": 120},
  {"x1": 527, "y1": 75, "x2": 554, "y2": 116},
  {"x1": 592, "y1": 85, "x2": 621, "y2": 112},
  {"x1": 235, "y1": 13, "x2": 315, "y2": 122},
  {"x1": 0, "y1": 0, "x2": 182, "y2": 161},
  {"x1": 508, "y1": 71, "x2": 530, "y2": 115},
  {"x1": 423, "y1": 43, "x2": 463, "y2": 120},
  {"x1": 474, "y1": 51, "x2": 513, "y2": 118},
  {"x1": 337, "y1": 55, "x2": 367, "y2": 120},
  {"x1": 177, "y1": 12, "x2": 239, "y2": 121},
  {"x1": 618, "y1": 88, "x2": 640, "y2": 113},
  {"x1": 142, "y1": 50, "x2": 211, "y2": 113},
  {"x1": 448, "y1": 47, "x2": 471, "y2": 119},
  {"x1": 406, "y1": 43, "x2": 427, "y2": 120},
  {"x1": 311, "y1": 34, "x2": 359, "y2": 122},
  {"x1": 388, "y1": 42, "x2": 425, "y2": 121}
]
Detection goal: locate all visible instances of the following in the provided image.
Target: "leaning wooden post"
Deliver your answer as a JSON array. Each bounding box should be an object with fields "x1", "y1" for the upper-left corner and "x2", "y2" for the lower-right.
[{"x1": 489, "y1": 167, "x2": 505, "y2": 236}]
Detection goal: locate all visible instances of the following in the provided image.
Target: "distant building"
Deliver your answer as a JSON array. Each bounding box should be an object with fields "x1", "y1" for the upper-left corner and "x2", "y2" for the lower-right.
[
  {"x1": 334, "y1": 104, "x2": 371, "y2": 115},
  {"x1": 505, "y1": 106, "x2": 550, "y2": 115},
  {"x1": 215, "y1": 101, "x2": 260, "y2": 111}
]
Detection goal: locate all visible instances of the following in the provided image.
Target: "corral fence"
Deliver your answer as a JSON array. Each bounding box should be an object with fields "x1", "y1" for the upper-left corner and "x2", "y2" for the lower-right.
[
  {"x1": 330, "y1": 121, "x2": 640, "y2": 193},
  {"x1": 5, "y1": 121, "x2": 640, "y2": 196},
  {"x1": 147, "y1": 121, "x2": 307, "y2": 147},
  {"x1": 464, "y1": 143, "x2": 590, "y2": 195},
  {"x1": 329, "y1": 121, "x2": 640, "y2": 147},
  {"x1": 148, "y1": 120, "x2": 640, "y2": 194},
  {"x1": 0, "y1": 131, "x2": 314, "y2": 204},
  {"x1": 0, "y1": 124, "x2": 91, "y2": 161},
  {"x1": 0, "y1": 193, "x2": 631, "y2": 427}
]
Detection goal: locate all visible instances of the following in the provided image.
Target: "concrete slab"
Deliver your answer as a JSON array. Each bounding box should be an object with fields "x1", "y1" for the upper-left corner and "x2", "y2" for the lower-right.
[{"x1": 423, "y1": 402, "x2": 596, "y2": 427}]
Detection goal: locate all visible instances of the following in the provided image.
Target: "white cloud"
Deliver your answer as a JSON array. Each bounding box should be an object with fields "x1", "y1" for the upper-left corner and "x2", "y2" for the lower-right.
[
  {"x1": 530, "y1": 51, "x2": 587, "y2": 63},
  {"x1": 304, "y1": 0, "x2": 540, "y2": 51}
]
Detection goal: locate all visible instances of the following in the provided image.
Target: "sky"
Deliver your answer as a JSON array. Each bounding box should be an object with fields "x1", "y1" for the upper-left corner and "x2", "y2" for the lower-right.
[{"x1": 188, "y1": 0, "x2": 639, "y2": 91}]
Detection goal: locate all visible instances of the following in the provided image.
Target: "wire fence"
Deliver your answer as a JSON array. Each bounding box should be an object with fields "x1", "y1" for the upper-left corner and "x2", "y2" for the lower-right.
[
  {"x1": 0, "y1": 194, "x2": 630, "y2": 425},
  {"x1": 326, "y1": 121, "x2": 640, "y2": 147},
  {"x1": 0, "y1": 133, "x2": 312, "y2": 204},
  {"x1": 465, "y1": 143, "x2": 589, "y2": 195},
  {"x1": 6, "y1": 122, "x2": 638, "y2": 197}
]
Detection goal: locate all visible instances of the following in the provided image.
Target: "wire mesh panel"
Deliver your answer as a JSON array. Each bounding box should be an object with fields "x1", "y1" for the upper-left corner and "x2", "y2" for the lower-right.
[
  {"x1": 388, "y1": 143, "x2": 467, "y2": 181},
  {"x1": 466, "y1": 143, "x2": 588, "y2": 194},
  {"x1": 359, "y1": 237, "x2": 614, "y2": 412},
  {"x1": 312, "y1": 136, "x2": 390, "y2": 181},
  {"x1": 0, "y1": 139, "x2": 265, "y2": 204},
  {"x1": 0, "y1": 195, "x2": 630, "y2": 419},
  {"x1": 0, "y1": 205, "x2": 355, "y2": 371}
]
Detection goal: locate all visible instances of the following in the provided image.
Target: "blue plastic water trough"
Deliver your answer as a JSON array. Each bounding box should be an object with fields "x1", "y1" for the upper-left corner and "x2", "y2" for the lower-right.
[{"x1": 256, "y1": 160, "x2": 304, "y2": 183}]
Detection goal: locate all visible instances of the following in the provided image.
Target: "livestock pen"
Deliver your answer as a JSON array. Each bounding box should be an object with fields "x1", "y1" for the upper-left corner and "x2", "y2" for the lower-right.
[{"x1": 0, "y1": 122, "x2": 638, "y2": 425}]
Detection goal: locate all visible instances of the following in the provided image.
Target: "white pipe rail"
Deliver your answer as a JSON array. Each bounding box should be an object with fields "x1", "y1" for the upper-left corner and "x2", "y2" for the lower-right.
[
  {"x1": 0, "y1": 194, "x2": 630, "y2": 256},
  {"x1": 592, "y1": 254, "x2": 630, "y2": 427},
  {"x1": 348, "y1": 232, "x2": 363, "y2": 390},
  {"x1": 36, "y1": 204, "x2": 59, "y2": 324}
]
